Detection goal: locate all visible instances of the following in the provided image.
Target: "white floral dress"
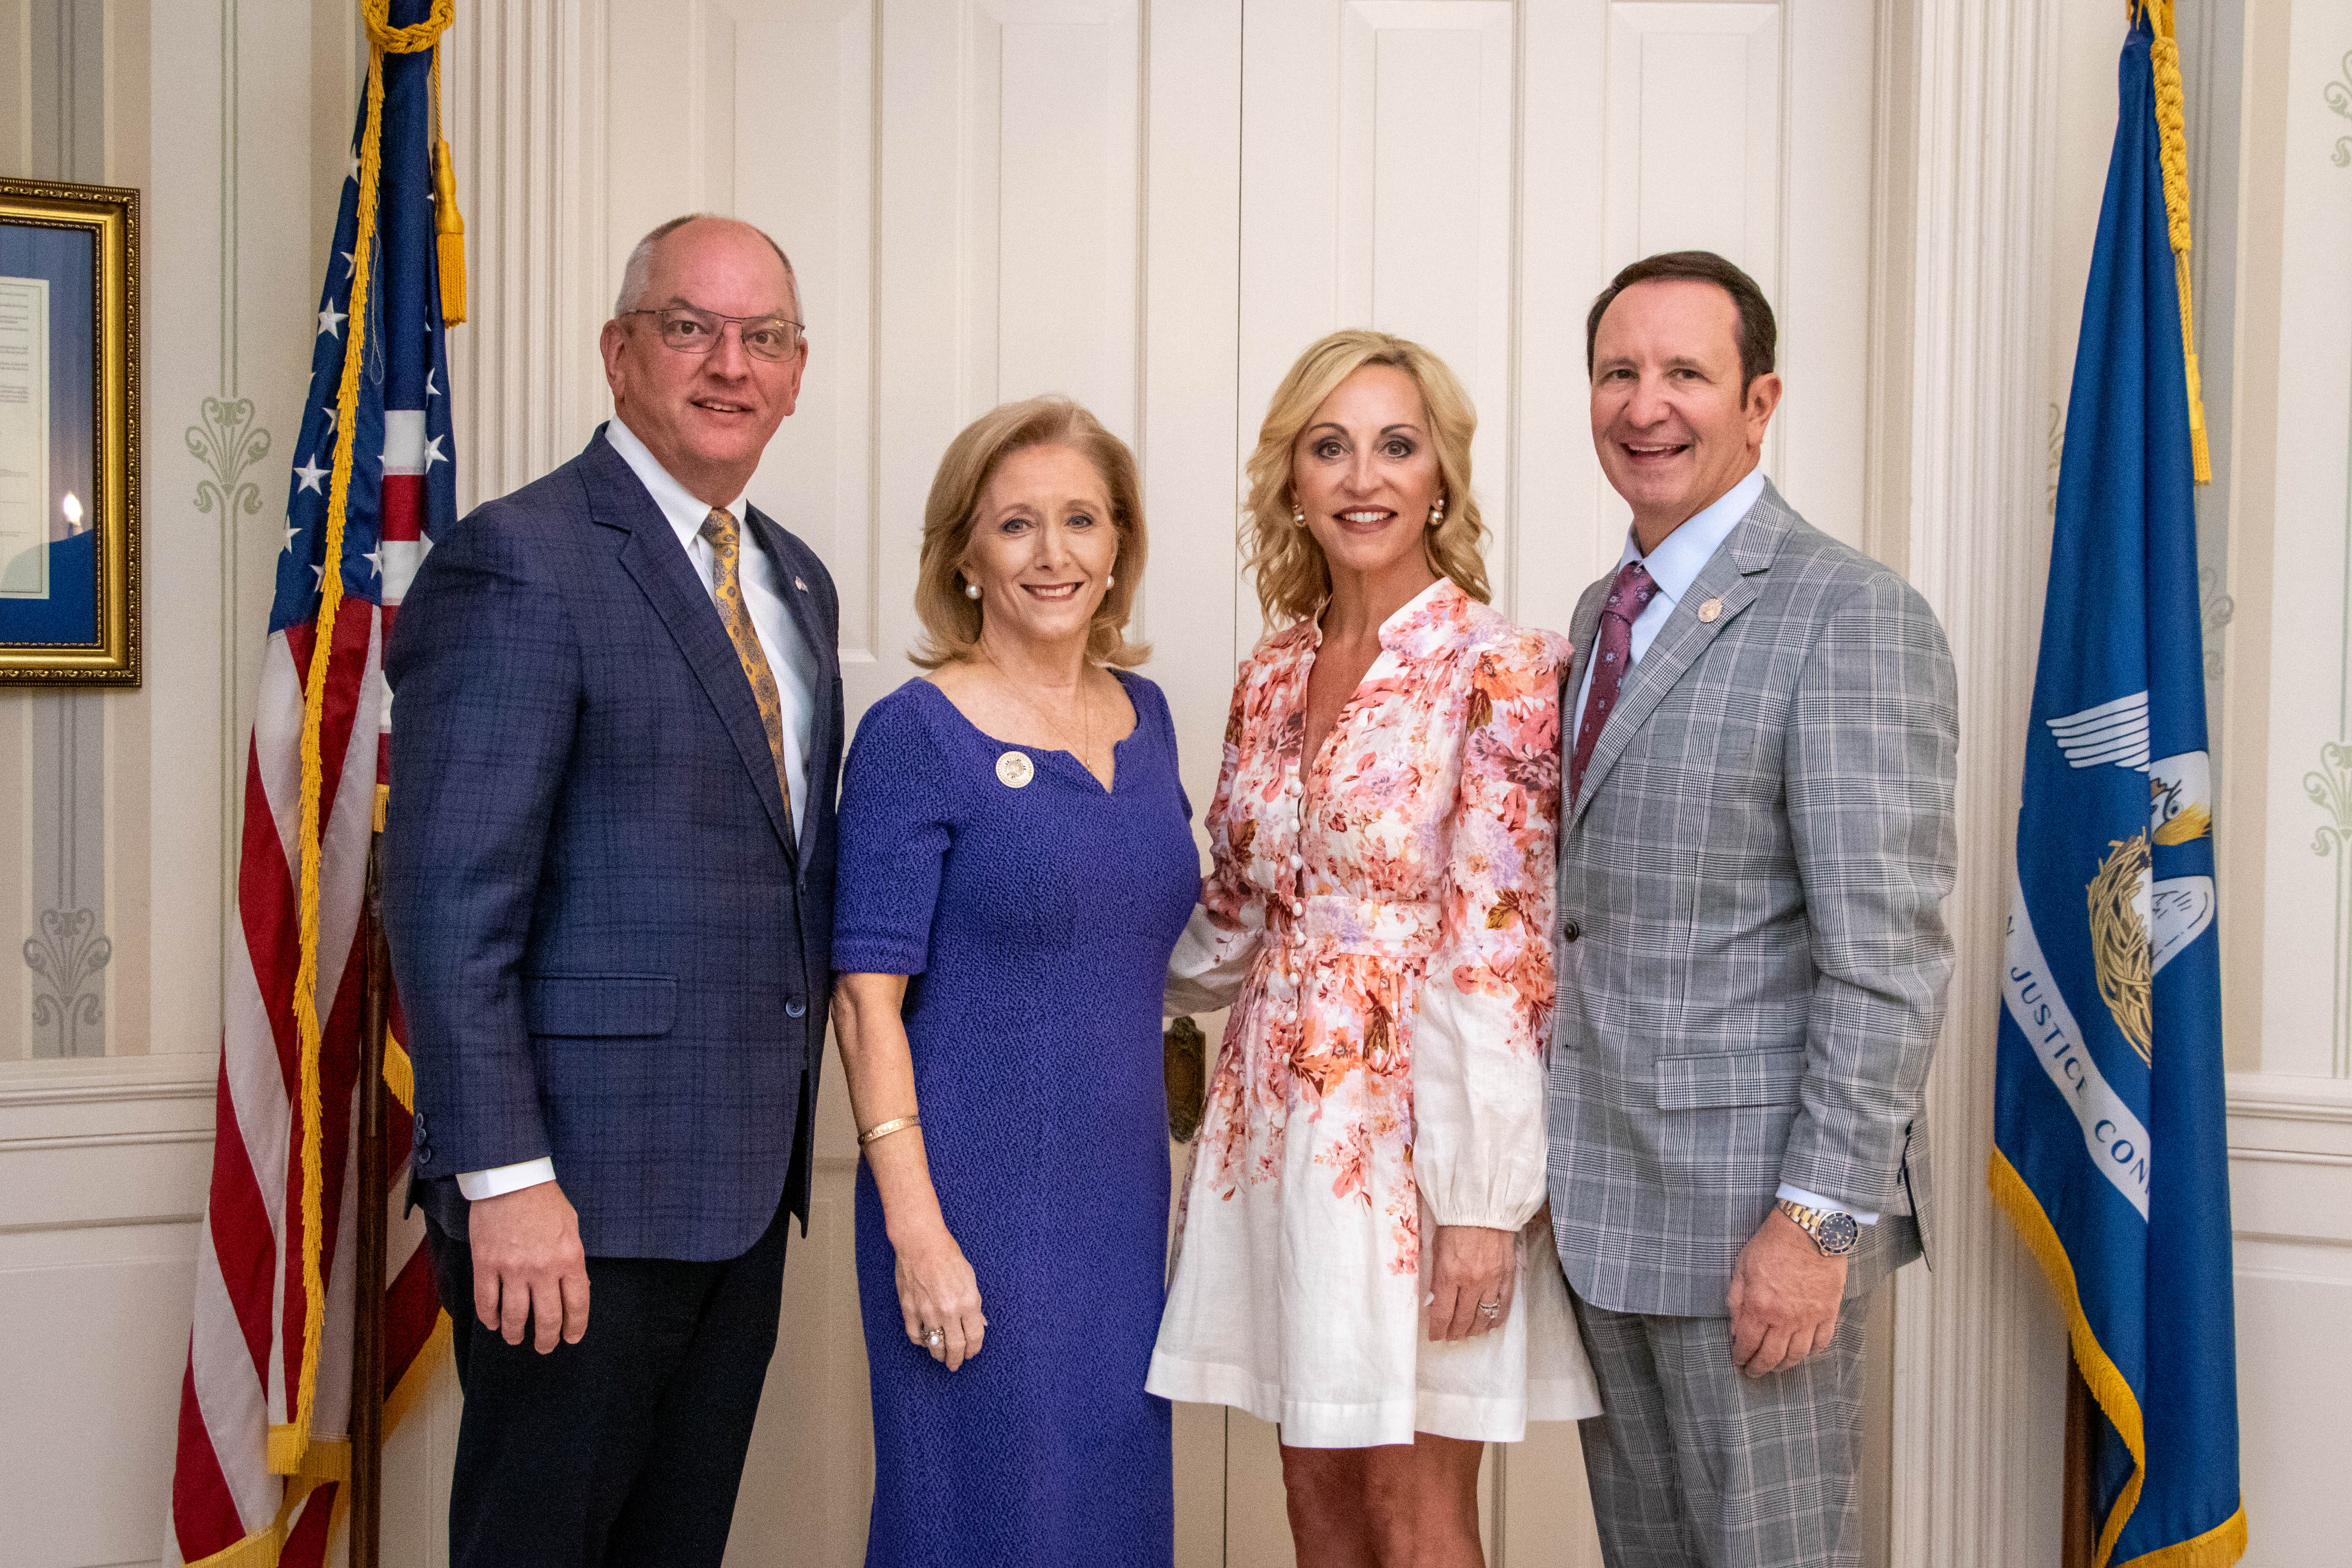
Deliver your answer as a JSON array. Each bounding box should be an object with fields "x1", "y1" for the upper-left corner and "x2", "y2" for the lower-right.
[{"x1": 1148, "y1": 579, "x2": 1601, "y2": 1448}]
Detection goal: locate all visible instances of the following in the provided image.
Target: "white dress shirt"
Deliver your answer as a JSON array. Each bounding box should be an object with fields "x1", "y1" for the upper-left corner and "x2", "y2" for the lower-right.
[
  {"x1": 1569, "y1": 467, "x2": 1766, "y2": 740},
  {"x1": 457, "y1": 416, "x2": 822, "y2": 1203},
  {"x1": 1569, "y1": 466, "x2": 1884, "y2": 1225}
]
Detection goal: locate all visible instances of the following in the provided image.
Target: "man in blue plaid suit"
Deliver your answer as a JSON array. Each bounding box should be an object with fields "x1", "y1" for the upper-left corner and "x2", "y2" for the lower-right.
[
  {"x1": 1546, "y1": 252, "x2": 1959, "y2": 1568},
  {"x1": 384, "y1": 216, "x2": 842, "y2": 1568}
]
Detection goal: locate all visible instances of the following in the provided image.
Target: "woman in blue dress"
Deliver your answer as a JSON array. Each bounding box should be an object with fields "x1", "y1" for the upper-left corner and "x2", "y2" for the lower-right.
[{"x1": 830, "y1": 397, "x2": 1200, "y2": 1568}]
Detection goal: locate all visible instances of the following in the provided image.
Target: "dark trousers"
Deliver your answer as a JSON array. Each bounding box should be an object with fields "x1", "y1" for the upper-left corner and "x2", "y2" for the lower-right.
[{"x1": 421, "y1": 1197, "x2": 792, "y2": 1568}]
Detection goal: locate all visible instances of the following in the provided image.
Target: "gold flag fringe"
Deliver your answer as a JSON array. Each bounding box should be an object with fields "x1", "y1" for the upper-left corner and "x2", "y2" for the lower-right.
[{"x1": 1990, "y1": 1149, "x2": 2247, "y2": 1567}]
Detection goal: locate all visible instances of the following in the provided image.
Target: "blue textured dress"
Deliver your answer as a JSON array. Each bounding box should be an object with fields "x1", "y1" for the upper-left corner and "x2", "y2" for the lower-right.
[{"x1": 831, "y1": 673, "x2": 1199, "y2": 1568}]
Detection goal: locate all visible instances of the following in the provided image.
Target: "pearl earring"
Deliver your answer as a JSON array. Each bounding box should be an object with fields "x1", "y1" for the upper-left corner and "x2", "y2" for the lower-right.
[
  {"x1": 1107, "y1": 574, "x2": 1116, "y2": 588},
  {"x1": 1291, "y1": 503, "x2": 1307, "y2": 528},
  {"x1": 964, "y1": 581, "x2": 981, "y2": 600},
  {"x1": 1429, "y1": 497, "x2": 1447, "y2": 528}
]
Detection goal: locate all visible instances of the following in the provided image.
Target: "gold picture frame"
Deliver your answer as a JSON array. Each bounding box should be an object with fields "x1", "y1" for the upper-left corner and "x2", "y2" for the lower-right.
[{"x1": 0, "y1": 178, "x2": 139, "y2": 685}]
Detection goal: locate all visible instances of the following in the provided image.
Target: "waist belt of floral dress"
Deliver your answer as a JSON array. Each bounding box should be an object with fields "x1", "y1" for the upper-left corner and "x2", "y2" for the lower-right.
[{"x1": 1262, "y1": 895, "x2": 1441, "y2": 961}]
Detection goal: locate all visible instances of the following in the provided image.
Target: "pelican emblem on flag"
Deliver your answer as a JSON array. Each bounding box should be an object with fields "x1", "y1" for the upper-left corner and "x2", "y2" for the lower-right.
[
  {"x1": 2087, "y1": 832, "x2": 2154, "y2": 1064},
  {"x1": 2061, "y1": 709, "x2": 2218, "y2": 1067}
]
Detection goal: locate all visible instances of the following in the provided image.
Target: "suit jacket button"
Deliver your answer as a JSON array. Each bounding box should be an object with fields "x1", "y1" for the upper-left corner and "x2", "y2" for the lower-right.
[
  {"x1": 1561, "y1": 919, "x2": 1583, "y2": 943},
  {"x1": 785, "y1": 999, "x2": 808, "y2": 1019}
]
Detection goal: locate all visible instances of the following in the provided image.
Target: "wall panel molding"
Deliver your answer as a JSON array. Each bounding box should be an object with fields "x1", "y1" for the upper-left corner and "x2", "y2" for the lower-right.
[
  {"x1": 1886, "y1": 2, "x2": 2069, "y2": 1563},
  {"x1": 442, "y1": 0, "x2": 612, "y2": 513}
]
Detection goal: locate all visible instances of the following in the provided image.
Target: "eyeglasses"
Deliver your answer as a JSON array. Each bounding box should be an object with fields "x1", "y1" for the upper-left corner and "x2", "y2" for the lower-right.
[{"x1": 620, "y1": 304, "x2": 806, "y2": 362}]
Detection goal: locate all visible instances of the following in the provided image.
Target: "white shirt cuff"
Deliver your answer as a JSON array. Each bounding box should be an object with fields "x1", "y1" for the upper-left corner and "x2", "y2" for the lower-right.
[
  {"x1": 1776, "y1": 1183, "x2": 1880, "y2": 1225},
  {"x1": 456, "y1": 1157, "x2": 557, "y2": 1201}
]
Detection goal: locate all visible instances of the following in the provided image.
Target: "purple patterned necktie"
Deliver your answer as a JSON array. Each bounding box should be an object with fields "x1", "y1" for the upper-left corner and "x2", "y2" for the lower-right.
[{"x1": 1568, "y1": 560, "x2": 1661, "y2": 803}]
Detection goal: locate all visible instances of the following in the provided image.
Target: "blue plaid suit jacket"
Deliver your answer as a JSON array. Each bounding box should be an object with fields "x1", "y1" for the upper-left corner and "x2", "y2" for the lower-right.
[
  {"x1": 383, "y1": 429, "x2": 843, "y2": 1262},
  {"x1": 1546, "y1": 482, "x2": 1959, "y2": 1317}
]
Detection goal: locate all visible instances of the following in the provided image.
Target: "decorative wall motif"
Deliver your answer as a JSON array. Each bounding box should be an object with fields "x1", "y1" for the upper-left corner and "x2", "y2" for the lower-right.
[
  {"x1": 10, "y1": 0, "x2": 116, "y2": 1061},
  {"x1": 2327, "y1": 50, "x2": 2350, "y2": 168},
  {"x1": 2201, "y1": 565, "x2": 2233, "y2": 683},
  {"x1": 2307, "y1": 742, "x2": 2352, "y2": 1078},
  {"x1": 2048, "y1": 400, "x2": 2065, "y2": 516},
  {"x1": 22, "y1": 907, "x2": 110, "y2": 1059},
  {"x1": 186, "y1": 397, "x2": 273, "y2": 523},
  {"x1": 2308, "y1": 341, "x2": 2352, "y2": 1080}
]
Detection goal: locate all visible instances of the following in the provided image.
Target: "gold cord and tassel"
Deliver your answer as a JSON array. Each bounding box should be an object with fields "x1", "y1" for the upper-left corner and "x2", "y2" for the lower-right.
[
  {"x1": 2144, "y1": 0, "x2": 2212, "y2": 483},
  {"x1": 428, "y1": 37, "x2": 467, "y2": 325}
]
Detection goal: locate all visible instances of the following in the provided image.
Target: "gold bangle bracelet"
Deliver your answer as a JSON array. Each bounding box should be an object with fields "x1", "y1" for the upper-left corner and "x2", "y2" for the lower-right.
[{"x1": 857, "y1": 1114, "x2": 921, "y2": 1148}]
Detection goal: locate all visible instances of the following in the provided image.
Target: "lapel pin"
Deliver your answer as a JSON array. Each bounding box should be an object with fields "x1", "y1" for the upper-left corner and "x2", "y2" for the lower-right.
[
  {"x1": 794, "y1": 576, "x2": 809, "y2": 592},
  {"x1": 1698, "y1": 598, "x2": 1722, "y2": 623},
  {"x1": 996, "y1": 751, "x2": 1035, "y2": 788}
]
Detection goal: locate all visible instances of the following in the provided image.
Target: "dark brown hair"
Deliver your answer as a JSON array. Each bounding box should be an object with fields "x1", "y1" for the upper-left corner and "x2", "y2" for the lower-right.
[{"x1": 1584, "y1": 251, "x2": 1777, "y2": 392}]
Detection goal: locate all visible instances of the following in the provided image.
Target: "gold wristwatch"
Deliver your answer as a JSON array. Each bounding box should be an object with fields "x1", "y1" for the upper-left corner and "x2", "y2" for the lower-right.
[{"x1": 1775, "y1": 1198, "x2": 1860, "y2": 1257}]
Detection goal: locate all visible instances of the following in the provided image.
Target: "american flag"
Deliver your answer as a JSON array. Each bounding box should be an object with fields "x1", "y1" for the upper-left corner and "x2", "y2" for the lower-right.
[{"x1": 167, "y1": 9, "x2": 457, "y2": 1562}]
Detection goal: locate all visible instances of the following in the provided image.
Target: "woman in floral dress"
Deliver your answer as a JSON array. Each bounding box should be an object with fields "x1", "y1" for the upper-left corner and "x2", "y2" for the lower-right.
[{"x1": 1150, "y1": 330, "x2": 1599, "y2": 1566}]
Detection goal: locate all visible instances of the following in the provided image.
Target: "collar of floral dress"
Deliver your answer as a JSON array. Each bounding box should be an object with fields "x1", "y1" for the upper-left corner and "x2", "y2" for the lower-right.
[
  {"x1": 1374, "y1": 576, "x2": 1472, "y2": 662},
  {"x1": 1292, "y1": 575, "x2": 1472, "y2": 666}
]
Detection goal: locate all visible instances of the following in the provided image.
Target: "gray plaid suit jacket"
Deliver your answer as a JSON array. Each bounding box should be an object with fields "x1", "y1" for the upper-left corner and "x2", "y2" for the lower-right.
[{"x1": 1545, "y1": 481, "x2": 1958, "y2": 1318}]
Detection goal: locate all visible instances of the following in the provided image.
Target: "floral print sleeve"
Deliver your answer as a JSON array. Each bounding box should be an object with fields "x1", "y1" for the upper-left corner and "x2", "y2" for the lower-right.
[
  {"x1": 1165, "y1": 658, "x2": 1270, "y2": 1018},
  {"x1": 1410, "y1": 627, "x2": 1569, "y2": 1230}
]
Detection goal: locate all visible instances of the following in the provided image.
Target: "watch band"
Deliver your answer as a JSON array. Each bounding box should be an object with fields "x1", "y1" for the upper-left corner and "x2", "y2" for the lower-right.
[{"x1": 1776, "y1": 1197, "x2": 1860, "y2": 1257}]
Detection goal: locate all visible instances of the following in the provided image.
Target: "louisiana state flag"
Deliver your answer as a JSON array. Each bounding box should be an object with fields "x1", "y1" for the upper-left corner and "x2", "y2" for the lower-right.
[{"x1": 1990, "y1": 5, "x2": 2245, "y2": 1567}]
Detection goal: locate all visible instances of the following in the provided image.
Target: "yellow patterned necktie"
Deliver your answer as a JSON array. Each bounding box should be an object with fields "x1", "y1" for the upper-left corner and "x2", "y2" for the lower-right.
[{"x1": 700, "y1": 508, "x2": 794, "y2": 826}]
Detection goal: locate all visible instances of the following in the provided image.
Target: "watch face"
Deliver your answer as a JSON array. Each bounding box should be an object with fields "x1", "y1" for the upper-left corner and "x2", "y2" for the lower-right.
[{"x1": 1818, "y1": 1212, "x2": 1861, "y2": 1255}]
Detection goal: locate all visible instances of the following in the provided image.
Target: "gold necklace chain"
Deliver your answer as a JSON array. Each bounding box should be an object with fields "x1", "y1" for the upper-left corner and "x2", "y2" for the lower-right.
[{"x1": 979, "y1": 650, "x2": 1096, "y2": 772}]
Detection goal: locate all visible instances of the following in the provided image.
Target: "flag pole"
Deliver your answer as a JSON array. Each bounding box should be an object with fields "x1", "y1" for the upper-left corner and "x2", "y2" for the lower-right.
[
  {"x1": 351, "y1": 791, "x2": 393, "y2": 1568},
  {"x1": 2063, "y1": 1357, "x2": 2094, "y2": 1568}
]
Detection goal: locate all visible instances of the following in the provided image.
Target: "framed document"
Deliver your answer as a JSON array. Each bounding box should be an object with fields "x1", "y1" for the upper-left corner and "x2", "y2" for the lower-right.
[{"x1": 0, "y1": 179, "x2": 138, "y2": 684}]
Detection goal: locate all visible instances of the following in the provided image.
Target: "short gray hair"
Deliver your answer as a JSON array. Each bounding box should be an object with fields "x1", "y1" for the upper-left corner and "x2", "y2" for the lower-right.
[{"x1": 612, "y1": 214, "x2": 801, "y2": 320}]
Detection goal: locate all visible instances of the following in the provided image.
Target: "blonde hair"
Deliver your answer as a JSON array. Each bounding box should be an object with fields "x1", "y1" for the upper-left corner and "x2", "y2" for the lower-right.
[
  {"x1": 1243, "y1": 329, "x2": 1491, "y2": 627},
  {"x1": 913, "y1": 398, "x2": 1150, "y2": 670}
]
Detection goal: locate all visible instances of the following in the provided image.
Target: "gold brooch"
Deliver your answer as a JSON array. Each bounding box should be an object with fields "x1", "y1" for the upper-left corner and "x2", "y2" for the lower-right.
[{"x1": 996, "y1": 751, "x2": 1035, "y2": 788}]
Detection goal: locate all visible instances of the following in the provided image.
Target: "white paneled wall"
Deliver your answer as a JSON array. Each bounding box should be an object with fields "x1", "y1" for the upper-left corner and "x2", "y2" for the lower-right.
[
  {"x1": 1605, "y1": 5, "x2": 1783, "y2": 285},
  {"x1": 429, "y1": 4, "x2": 1875, "y2": 1562}
]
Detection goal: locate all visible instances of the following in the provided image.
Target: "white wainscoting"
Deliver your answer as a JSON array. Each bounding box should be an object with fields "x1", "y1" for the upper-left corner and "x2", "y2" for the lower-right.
[
  {"x1": 0, "y1": 1056, "x2": 215, "y2": 1568},
  {"x1": 21, "y1": 1061, "x2": 2349, "y2": 1568},
  {"x1": 2223, "y1": 1071, "x2": 2352, "y2": 1564},
  {"x1": 1885, "y1": 6, "x2": 2072, "y2": 1562}
]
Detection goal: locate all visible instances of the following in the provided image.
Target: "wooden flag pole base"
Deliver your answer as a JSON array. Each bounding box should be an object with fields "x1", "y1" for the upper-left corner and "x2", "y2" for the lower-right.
[
  {"x1": 2063, "y1": 1353, "x2": 2094, "y2": 1568},
  {"x1": 351, "y1": 828, "x2": 392, "y2": 1568}
]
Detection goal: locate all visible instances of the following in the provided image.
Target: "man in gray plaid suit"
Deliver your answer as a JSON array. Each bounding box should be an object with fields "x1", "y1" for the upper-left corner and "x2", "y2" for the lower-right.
[{"x1": 1546, "y1": 251, "x2": 1959, "y2": 1568}]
